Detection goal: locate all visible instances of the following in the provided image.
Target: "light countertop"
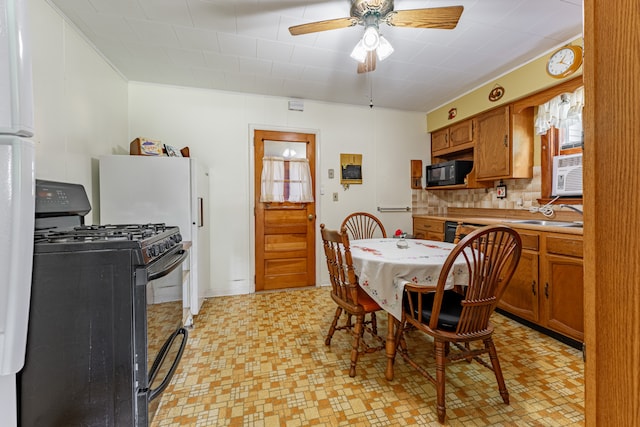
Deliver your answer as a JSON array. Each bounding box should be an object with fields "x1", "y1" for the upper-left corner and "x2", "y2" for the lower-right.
[{"x1": 414, "y1": 208, "x2": 583, "y2": 235}]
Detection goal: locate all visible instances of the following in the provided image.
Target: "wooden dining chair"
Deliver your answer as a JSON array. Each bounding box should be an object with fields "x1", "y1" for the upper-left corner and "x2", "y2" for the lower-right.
[
  {"x1": 454, "y1": 221, "x2": 479, "y2": 243},
  {"x1": 340, "y1": 212, "x2": 386, "y2": 331},
  {"x1": 341, "y1": 212, "x2": 387, "y2": 240},
  {"x1": 452, "y1": 222, "x2": 480, "y2": 295},
  {"x1": 395, "y1": 224, "x2": 522, "y2": 424},
  {"x1": 320, "y1": 224, "x2": 385, "y2": 377}
]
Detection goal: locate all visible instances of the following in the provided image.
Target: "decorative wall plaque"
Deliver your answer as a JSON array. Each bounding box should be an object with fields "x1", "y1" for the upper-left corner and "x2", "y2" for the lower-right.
[{"x1": 489, "y1": 85, "x2": 505, "y2": 102}]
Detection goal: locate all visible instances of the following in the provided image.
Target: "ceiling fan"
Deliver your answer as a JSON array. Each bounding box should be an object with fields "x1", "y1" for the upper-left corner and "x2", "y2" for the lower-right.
[{"x1": 289, "y1": 1, "x2": 464, "y2": 73}]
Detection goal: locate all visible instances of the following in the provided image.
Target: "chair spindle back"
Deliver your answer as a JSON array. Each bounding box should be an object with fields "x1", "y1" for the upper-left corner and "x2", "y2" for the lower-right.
[
  {"x1": 432, "y1": 225, "x2": 522, "y2": 336},
  {"x1": 320, "y1": 224, "x2": 360, "y2": 307},
  {"x1": 341, "y1": 212, "x2": 387, "y2": 240}
]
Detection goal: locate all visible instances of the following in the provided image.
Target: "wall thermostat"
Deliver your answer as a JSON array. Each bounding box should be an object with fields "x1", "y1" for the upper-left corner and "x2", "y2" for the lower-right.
[{"x1": 288, "y1": 100, "x2": 304, "y2": 111}]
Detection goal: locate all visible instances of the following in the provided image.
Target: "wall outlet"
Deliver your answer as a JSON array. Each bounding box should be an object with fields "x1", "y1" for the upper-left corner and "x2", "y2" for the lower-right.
[
  {"x1": 496, "y1": 183, "x2": 507, "y2": 199},
  {"x1": 332, "y1": 192, "x2": 338, "y2": 202}
]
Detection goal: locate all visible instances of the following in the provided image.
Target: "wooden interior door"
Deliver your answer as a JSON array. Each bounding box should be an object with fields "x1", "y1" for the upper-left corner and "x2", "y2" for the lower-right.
[{"x1": 254, "y1": 130, "x2": 316, "y2": 291}]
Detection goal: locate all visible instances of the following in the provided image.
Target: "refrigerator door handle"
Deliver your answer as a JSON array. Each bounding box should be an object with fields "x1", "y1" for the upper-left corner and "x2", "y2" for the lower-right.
[{"x1": 198, "y1": 197, "x2": 204, "y2": 227}]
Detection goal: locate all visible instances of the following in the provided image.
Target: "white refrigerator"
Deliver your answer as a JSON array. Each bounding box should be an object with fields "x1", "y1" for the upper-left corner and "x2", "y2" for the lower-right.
[
  {"x1": 0, "y1": 0, "x2": 35, "y2": 424},
  {"x1": 99, "y1": 155, "x2": 210, "y2": 320}
]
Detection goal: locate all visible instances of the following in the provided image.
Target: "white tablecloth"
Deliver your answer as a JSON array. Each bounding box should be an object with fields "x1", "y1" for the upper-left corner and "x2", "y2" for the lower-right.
[{"x1": 350, "y1": 238, "x2": 469, "y2": 320}]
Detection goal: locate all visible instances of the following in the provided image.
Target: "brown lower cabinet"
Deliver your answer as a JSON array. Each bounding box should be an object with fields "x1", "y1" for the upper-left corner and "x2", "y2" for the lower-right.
[
  {"x1": 412, "y1": 219, "x2": 584, "y2": 342},
  {"x1": 499, "y1": 228, "x2": 584, "y2": 342},
  {"x1": 499, "y1": 247, "x2": 540, "y2": 322},
  {"x1": 412, "y1": 217, "x2": 445, "y2": 241}
]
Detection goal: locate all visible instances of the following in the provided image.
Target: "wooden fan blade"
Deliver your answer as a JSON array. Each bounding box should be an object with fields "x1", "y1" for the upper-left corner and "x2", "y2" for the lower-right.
[
  {"x1": 386, "y1": 6, "x2": 464, "y2": 29},
  {"x1": 289, "y1": 17, "x2": 357, "y2": 35},
  {"x1": 357, "y1": 51, "x2": 376, "y2": 74}
]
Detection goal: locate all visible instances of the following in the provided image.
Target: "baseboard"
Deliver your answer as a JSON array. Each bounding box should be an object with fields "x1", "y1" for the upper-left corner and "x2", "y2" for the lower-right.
[{"x1": 495, "y1": 308, "x2": 582, "y2": 350}]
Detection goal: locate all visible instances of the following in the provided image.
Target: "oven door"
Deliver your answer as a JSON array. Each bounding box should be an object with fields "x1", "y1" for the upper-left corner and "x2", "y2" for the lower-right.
[{"x1": 137, "y1": 247, "x2": 189, "y2": 425}]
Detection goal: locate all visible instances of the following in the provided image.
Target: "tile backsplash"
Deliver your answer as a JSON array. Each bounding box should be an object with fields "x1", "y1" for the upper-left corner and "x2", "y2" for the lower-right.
[{"x1": 413, "y1": 166, "x2": 563, "y2": 215}]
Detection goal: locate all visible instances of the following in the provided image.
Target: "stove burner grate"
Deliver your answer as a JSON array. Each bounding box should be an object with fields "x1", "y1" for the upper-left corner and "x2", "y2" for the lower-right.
[{"x1": 34, "y1": 223, "x2": 176, "y2": 244}]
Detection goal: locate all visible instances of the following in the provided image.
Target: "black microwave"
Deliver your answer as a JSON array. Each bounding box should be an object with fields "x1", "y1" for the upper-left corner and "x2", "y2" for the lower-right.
[{"x1": 426, "y1": 160, "x2": 474, "y2": 187}]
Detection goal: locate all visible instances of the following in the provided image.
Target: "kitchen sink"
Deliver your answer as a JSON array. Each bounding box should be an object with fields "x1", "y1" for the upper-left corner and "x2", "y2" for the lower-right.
[{"x1": 507, "y1": 219, "x2": 583, "y2": 228}]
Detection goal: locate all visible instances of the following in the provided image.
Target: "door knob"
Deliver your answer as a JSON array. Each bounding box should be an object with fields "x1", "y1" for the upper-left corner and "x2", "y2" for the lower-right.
[{"x1": 308, "y1": 214, "x2": 314, "y2": 221}]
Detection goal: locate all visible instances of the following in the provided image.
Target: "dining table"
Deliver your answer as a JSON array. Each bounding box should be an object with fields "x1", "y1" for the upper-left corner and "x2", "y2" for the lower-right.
[{"x1": 349, "y1": 237, "x2": 469, "y2": 380}]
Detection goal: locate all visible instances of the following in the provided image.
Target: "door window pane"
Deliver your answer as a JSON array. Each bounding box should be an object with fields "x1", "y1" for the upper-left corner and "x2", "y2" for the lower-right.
[
  {"x1": 261, "y1": 141, "x2": 312, "y2": 203},
  {"x1": 264, "y1": 141, "x2": 306, "y2": 159}
]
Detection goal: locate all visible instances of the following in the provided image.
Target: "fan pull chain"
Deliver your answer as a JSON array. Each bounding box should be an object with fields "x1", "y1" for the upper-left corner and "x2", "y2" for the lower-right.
[{"x1": 369, "y1": 74, "x2": 374, "y2": 109}]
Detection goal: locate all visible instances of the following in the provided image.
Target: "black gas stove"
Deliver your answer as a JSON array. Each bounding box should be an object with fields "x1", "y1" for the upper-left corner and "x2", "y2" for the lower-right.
[
  {"x1": 19, "y1": 180, "x2": 188, "y2": 427},
  {"x1": 34, "y1": 223, "x2": 183, "y2": 265}
]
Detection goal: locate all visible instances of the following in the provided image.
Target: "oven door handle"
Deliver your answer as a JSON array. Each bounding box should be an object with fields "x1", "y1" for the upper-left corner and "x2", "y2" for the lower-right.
[
  {"x1": 148, "y1": 326, "x2": 188, "y2": 403},
  {"x1": 147, "y1": 249, "x2": 188, "y2": 281}
]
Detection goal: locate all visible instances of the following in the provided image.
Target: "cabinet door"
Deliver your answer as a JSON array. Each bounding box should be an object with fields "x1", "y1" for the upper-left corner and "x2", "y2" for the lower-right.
[
  {"x1": 431, "y1": 128, "x2": 449, "y2": 152},
  {"x1": 475, "y1": 106, "x2": 510, "y2": 180},
  {"x1": 498, "y1": 250, "x2": 539, "y2": 322},
  {"x1": 542, "y1": 254, "x2": 584, "y2": 341},
  {"x1": 449, "y1": 119, "x2": 474, "y2": 147}
]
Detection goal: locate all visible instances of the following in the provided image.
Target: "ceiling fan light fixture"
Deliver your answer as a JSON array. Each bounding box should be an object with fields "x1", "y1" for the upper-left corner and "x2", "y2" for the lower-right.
[
  {"x1": 377, "y1": 35, "x2": 394, "y2": 61},
  {"x1": 362, "y1": 26, "x2": 380, "y2": 51},
  {"x1": 288, "y1": 3, "x2": 464, "y2": 74},
  {"x1": 350, "y1": 39, "x2": 368, "y2": 63}
]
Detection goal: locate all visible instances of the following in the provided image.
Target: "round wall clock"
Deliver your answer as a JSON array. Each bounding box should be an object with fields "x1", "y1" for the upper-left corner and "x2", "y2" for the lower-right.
[{"x1": 546, "y1": 45, "x2": 583, "y2": 79}]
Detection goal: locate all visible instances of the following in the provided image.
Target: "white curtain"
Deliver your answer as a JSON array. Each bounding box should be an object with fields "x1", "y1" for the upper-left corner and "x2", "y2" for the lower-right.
[
  {"x1": 288, "y1": 158, "x2": 314, "y2": 203},
  {"x1": 260, "y1": 156, "x2": 285, "y2": 202},
  {"x1": 534, "y1": 86, "x2": 584, "y2": 135},
  {"x1": 260, "y1": 157, "x2": 314, "y2": 203}
]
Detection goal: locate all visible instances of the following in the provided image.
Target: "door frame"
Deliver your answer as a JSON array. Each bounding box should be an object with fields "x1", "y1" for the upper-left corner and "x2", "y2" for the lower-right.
[{"x1": 248, "y1": 124, "x2": 322, "y2": 293}]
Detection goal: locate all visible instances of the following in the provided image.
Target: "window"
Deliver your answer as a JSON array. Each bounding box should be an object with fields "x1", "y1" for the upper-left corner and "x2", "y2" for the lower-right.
[
  {"x1": 260, "y1": 141, "x2": 313, "y2": 203},
  {"x1": 559, "y1": 121, "x2": 584, "y2": 151},
  {"x1": 540, "y1": 123, "x2": 583, "y2": 201},
  {"x1": 535, "y1": 84, "x2": 584, "y2": 202}
]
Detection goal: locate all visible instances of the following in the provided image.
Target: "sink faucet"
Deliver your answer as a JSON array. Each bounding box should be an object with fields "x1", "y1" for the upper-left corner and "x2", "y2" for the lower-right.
[{"x1": 559, "y1": 204, "x2": 583, "y2": 215}]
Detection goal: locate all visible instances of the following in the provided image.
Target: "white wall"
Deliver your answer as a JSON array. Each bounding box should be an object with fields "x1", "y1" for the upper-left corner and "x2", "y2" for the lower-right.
[
  {"x1": 29, "y1": 0, "x2": 128, "y2": 224},
  {"x1": 128, "y1": 83, "x2": 428, "y2": 295},
  {"x1": 28, "y1": 0, "x2": 429, "y2": 297}
]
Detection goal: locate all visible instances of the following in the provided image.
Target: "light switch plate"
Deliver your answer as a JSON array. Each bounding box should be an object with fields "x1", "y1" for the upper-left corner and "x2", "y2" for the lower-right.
[{"x1": 328, "y1": 169, "x2": 334, "y2": 179}]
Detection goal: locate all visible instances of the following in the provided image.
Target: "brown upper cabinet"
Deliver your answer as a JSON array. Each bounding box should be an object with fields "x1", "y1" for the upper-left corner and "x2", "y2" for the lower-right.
[
  {"x1": 431, "y1": 119, "x2": 474, "y2": 155},
  {"x1": 431, "y1": 128, "x2": 449, "y2": 152},
  {"x1": 475, "y1": 105, "x2": 533, "y2": 181},
  {"x1": 429, "y1": 104, "x2": 533, "y2": 189},
  {"x1": 428, "y1": 77, "x2": 583, "y2": 191}
]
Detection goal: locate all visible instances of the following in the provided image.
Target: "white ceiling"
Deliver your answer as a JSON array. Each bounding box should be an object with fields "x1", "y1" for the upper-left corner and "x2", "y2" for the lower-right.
[{"x1": 47, "y1": 0, "x2": 583, "y2": 112}]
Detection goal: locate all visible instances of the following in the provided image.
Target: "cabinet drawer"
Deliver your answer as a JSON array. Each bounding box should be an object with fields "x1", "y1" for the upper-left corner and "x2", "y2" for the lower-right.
[
  {"x1": 545, "y1": 235, "x2": 583, "y2": 258},
  {"x1": 516, "y1": 231, "x2": 539, "y2": 251},
  {"x1": 413, "y1": 218, "x2": 444, "y2": 233},
  {"x1": 413, "y1": 218, "x2": 444, "y2": 241},
  {"x1": 425, "y1": 231, "x2": 445, "y2": 242}
]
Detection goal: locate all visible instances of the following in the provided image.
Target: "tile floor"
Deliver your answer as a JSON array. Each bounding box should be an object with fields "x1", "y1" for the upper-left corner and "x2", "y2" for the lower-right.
[{"x1": 151, "y1": 287, "x2": 584, "y2": 426}]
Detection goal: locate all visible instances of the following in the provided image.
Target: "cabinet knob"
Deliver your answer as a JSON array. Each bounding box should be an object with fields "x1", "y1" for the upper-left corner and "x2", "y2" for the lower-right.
[
  {"x1": 503, "y1": 135, "x2": 508, "y2": 147},
  {"x1": 531, "y1": 280, "x2": 536, "y2": 296}
]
